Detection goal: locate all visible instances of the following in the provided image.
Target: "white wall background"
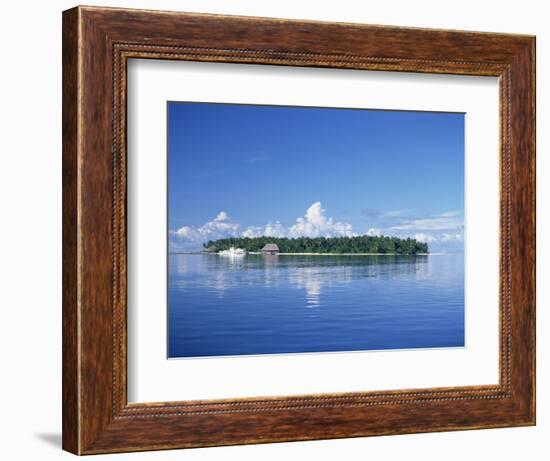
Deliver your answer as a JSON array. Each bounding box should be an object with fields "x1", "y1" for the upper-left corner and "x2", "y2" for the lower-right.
[{"x1": 0, "y1": 1, "x2": 545, "y2": 459}]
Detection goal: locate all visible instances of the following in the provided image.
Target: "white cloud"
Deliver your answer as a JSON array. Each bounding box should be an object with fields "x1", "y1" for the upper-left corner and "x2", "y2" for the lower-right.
[
  {"x1": 171, "y1": 211, "x2": 240, "y2": 250},
  {"x1": 170, "y1": 202, "x2": 356, "y2": 250},
  {"x1": 414, "y1": 232, "x2": 437, "y2": 243},
  {"x1": 263, "y1": 221, "x2": 286, "y2": 237},
  {"x1": 241, "y1": 228, "x2": 258, "y2": 238},
  {"x1": 441, "y1": 233, "x2": 464, "y2": 242},
  {"x1": 169, "y1": 204, "x2": 463, "y2": 252},
  {"x1": 214, "y1": 211, "x2": 229, "y2": 222},
  {"x1": 241, "y1": 221, "x2": 286, "y2": 239},
  {"x1": 288, "y1": 202, "x2": 356, "y2": 238},
  {"x1": 387, "y1": 211, "x2": 464, "y2": 247},
  {"x1": 391, "y1": 214, "x2": 463, "y2": 231}
]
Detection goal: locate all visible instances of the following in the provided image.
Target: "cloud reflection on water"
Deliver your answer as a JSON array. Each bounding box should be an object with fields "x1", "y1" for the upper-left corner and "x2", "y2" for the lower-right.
[{"x1": 170, "y1": 254, "x2": 430, "y2": 308}]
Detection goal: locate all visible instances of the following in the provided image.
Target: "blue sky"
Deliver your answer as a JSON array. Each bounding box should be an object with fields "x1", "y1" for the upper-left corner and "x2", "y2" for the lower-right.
[{"x1": 168, "y1": 102, "x2": 464, "y2": 252}]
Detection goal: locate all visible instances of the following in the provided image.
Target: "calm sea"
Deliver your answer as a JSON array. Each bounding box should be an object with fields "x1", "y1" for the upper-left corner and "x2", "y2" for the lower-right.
[{"x1": 168, "y1": 254, "x2": 464, "y2": 358}]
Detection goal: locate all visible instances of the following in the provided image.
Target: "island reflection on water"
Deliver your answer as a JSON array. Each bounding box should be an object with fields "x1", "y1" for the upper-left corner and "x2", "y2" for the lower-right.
[{"x1": 168, "y1": 254, "x2": 464, "y2": 358}]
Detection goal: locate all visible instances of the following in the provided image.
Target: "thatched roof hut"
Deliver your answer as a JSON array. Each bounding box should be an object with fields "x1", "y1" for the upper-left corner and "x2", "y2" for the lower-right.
[{"x1": 261, "y1": 243, "x2": 279, "y2": 254}]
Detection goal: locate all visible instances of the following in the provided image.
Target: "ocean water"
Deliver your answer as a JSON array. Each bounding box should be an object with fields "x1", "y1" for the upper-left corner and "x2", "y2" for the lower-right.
[{"x1": 168, "y1": 254, "x2": 464, "y2": 358}]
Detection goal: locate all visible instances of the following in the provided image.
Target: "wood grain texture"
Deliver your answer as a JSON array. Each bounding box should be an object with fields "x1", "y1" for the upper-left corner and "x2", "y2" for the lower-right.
[
  {"x1": 62, "y1": 7, "x2": 80, "y2": 454},
  {"x1": 62, "y1": 5, "x2": 536, "y2": 455}
]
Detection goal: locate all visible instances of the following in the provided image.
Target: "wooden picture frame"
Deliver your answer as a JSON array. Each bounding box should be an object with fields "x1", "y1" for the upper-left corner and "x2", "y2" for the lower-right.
[{"x1": 62, "y1": 5, "x2": 535, "y2": 455}]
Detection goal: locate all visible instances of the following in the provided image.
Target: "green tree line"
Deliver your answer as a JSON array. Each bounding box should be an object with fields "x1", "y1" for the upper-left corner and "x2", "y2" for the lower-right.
[{"x1": 204, "y1": 235, "x2": 428, "y2": 254}]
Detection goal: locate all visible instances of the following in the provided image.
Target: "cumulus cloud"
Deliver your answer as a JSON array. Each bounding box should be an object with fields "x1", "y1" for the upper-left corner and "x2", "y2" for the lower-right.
[
  {"x1": 169, "y1": 204, "x2": 464, "y2": 252},
  {"x1": 171, "y1": 211, "x2": 240, "y2": 250},
  {"x1": 241, "y1": 228, "x2": 257, "y2": 238},
  {"x1": 288, "y1": 202, "x2": 356, "y2": 238},
  {"x1": 213, "y1": 211, "x2": 229, "y2": 222},
  {"x1": 170, "y1": 202, "x2": 357, "y2": 250},
  {"x1": 366, "y1": 227, "x2": 381, "y2": 237},
  {"x1": 241, "y1": 221, "x2": 286, "y2": 239}
]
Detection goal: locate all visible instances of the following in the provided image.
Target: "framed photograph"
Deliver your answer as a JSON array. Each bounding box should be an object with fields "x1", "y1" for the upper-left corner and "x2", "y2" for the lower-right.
[{"x1": 62, "y1": 6, "x2": 535, "y2": 455}]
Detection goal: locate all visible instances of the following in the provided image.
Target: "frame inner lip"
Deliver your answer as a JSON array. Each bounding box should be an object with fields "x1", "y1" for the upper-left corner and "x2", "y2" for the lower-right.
[{"x1": 115, "y1": 45, "x2": 511, "y2": 412}]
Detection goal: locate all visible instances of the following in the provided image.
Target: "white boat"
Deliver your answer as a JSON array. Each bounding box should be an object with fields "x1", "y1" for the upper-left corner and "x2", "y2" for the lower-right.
[{"x1": 218, "y1": 246, "x2": 247, "y2": 257}]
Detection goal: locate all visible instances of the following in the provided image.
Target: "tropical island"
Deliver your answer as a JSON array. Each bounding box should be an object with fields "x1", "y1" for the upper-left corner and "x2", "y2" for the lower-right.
[{"x1": 203, "y1": 235, "x2": 428, "y2": 255}]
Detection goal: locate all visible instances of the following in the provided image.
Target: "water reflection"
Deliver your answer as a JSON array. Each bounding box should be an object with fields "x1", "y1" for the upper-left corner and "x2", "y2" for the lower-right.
[
  {"x1": 168, "y1": 253, "x2": 464, "y2": 357},
  {"x1": 288, "y1": 265, "x2": 352, "y2": 307},
  {"x1": 170, "y1": 253, "x2": 430, "y2": 307}
]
